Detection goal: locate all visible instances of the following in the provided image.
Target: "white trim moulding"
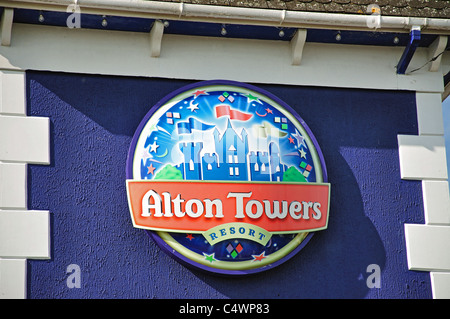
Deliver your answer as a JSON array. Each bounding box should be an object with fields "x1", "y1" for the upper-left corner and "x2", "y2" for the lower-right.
[
  {"x1": 405, "y1": 224, "x2": 450, "y2": 272},
  {"x1": 397, "y1": 135, "x2": 448, "y2": 180},
  {"x1": 415, "y1": 92, "x2": 445, "y2": 136},
  {"x1": 0, "y1": 24, "x2": 445, "y2": 93},
  {"x1": 0, "y1": 69, "x2": 51, "y2": 299},
  {"x1": 431, "y1": 272, "x2": 450, "y2": 299},
  {"x1": 0, "y1": 210, "x2": 51, "y2": 259},
  {"x1": 422, "y1": 180, "x2": 450, "y2": 226},
  {"x1": 400, "y1": 87, "x2": 450, "y2": 299},
  {"x1": 0, "y1": 259, "x2": 27, "y2": 299}
]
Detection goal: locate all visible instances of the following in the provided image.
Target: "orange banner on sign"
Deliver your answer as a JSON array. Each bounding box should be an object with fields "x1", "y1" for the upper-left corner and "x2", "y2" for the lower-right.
[{"x1": 126, "y1": 180, "x2": 330, "y2": 234}]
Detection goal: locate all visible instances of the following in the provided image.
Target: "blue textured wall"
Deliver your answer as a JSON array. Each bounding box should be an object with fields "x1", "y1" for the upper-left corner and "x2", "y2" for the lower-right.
[{"x1": 27, "y1": 71, "x2": 431, "y2": 298}]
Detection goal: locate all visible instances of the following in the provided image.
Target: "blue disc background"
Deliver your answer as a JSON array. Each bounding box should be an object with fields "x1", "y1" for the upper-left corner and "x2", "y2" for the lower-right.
[{"x1": 127, "y1": 80, "x2": 327, "y2": 273}]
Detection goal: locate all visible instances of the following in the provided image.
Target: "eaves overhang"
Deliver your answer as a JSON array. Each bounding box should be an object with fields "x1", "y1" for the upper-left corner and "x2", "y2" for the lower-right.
[{"x1": 1, "y1": 0, "x2": 450, "y2": 94}]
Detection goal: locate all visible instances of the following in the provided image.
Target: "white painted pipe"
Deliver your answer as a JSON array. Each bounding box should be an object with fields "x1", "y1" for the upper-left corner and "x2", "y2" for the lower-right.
[{"x1": 4, "y1": 0, "x2": 450, "y2": 33}]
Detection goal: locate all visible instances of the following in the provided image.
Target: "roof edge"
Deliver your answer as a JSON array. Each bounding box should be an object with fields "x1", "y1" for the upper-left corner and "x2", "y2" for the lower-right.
[{"x1": 3, "y1": 0, "x2": 450, "y2": 34}]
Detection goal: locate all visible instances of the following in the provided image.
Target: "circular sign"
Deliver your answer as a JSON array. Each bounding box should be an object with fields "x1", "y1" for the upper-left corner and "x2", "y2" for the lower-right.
[{"x1": 126, "y1": 80, "x2": 329, "y2": 275}]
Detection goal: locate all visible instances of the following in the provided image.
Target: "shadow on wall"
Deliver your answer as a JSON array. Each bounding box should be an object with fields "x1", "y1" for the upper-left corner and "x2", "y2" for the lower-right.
[
  {"x1": 188, "y1": 150, "x2": 386, "y2": 298},
  {"x1": 26, "y1": 72, "x2": 428, "y2": 298}
]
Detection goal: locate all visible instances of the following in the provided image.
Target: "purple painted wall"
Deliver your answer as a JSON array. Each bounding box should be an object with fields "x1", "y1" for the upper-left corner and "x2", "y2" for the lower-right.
[{"x1": 26, "y1": 71, "x2": 431, "y2": 298}]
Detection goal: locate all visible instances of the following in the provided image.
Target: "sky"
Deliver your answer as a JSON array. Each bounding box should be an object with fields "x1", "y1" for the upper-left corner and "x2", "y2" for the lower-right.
[{"x1": 443, "y1": 97, "x2": 450, "y2": 187}]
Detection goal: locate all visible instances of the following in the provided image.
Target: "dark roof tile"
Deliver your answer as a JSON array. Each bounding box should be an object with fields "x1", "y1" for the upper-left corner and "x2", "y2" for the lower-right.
[
  {"x1": 371, "y1": 0, "x2": 390, "y2": 6},
  {"x1": 325, "y1": 2, "x2": 346, "y2": 12},
  {"x1": 162, "y1": 0, "x2": 450, "y2": 18},
  {"x1": 231, "y1": 0, "x2": 269, "y2": 8},
  {"x1": 427, "y1": 0, "x2": 448, "y2": 9},
  {"x1": 351, "y1": 0, "x2": 376, "y2": 4},
  {"x1": 381, "y1": 5, "x2": 411, "y2": 16},
  {"x1": 408, "y1": 0, "x2": 427, "y2": 9},
  {"x1": 285, "y1": 1, "x2": 310, "y2": 10},
  {"x1": 313, "y1": 0, "x2": 332, "y2": 3},
  {"x1": 267, "y1": 0, "x2": 287, "y2": 9}
]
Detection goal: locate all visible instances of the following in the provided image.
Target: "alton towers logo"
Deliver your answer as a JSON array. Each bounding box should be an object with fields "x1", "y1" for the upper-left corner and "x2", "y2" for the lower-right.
[{"x1": 126, "y1": 80, "x2": 330, "y2": 275}]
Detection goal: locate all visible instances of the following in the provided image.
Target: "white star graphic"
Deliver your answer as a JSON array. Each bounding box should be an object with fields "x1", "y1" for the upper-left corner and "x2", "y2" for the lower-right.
[
  {"x1": 142, "y1": 146, "x2": 152, "y2": 161},
  {"x1": 292, "y1": 129, "x2": 307, "y2": 149},
  {"x1": 149, "y1": 141, "x2": 159, "y2": 153},
  {"x1": 299, "y1": 148, "x2": 307, "y2": 159},
  {"x1": 187, "y1": 100, "x2": 199, "y2": 112}
]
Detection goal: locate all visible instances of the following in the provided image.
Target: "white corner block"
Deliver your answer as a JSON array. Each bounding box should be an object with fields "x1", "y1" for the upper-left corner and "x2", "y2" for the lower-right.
[
  {"x1": 0, "y1": 210, "x2": 50, "y2": 259},
  {"x1": 405, "y1": 224, "x2": 450, "y2": 271},
  {"x1": 0, "y1": 115, "x2": 50, "y2": 164},
  {"x1": 0, "y1": 162, "x2": 27, "y2": 209},
  {"x1": 0, "y1": 70, "x2": 26, "y2": 115},
  {"x1": 398, "y1": 135, "x2": 448, "y2": 180},
  {"x1": 415, "y1": 92, "x2": 444, "y2": 135},
  {"x1": 0, "y1": 258, "x2": 26, "y2": 299},
  {"x1": 422, "y1": 180, "x2": 450, "y2": 225},
  {"x1": 430, "y1": 272, "x2": 450, "y2": 299}
]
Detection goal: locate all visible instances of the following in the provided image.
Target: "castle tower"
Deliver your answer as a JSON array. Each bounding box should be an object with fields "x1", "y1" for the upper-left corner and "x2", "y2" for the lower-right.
[
  {"x1": 202, "y1": 152, "x2": 223, "y2": 180},
  {"x1": 268, "y1": 142, "x2": 285, "y2": 182},
  {"x1": 249, "y1": 151, "x2": 270, "y2": 181},
  {"x1": 179, "y1": 142, "x2": 203, "y2": 180},
  {"x1": 219, "y1": 119, "x2": 249, "y2": 181}
]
